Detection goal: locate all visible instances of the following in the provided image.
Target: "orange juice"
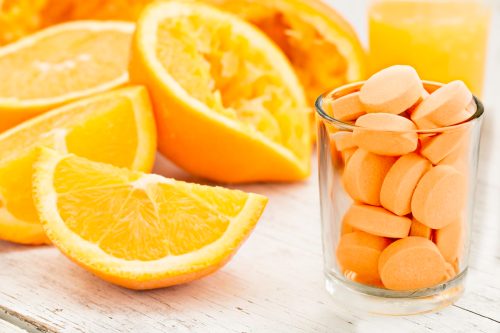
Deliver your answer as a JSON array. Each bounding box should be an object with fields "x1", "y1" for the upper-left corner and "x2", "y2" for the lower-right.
[{"x1": 368, "y1": 0, "x2": 491, "y2": 96}]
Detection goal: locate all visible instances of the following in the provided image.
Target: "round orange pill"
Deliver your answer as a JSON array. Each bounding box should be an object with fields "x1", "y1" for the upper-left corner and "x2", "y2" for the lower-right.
[
  {"x1": 331, "y1": 132, "x2": 356, "y2": 151},
  {"x1": 342, "y1": 204, "x2": 411, "y2": 238},
  {"x1": 360, "y1": 65, "x2": 423, "y2": 114},
  {"x1": 413, "y1": 116, "x2": 439, "y2": 130},
  {"x1": 341, "y1": 147, "x2": 357, "y2": 164},
  {"x1": 420, "y1": 128, "x2": 467, "y2": 165},
  {"x1": 411, "y1": 165, "x2": 467, "y2": 229},
  {"x1": 411, "y1": 80, "x2": 473, "y2": 128},
  {"x1": 439, "y1": 141, "x2": 469, "y2": 174},
  {"x1": 336, "y1": 231, "x2": 391, "y2": 282},
  {"x1": 344, "y1": 269, "x2": 384, "y2": 288},
  {"x1": 445, "y1": 262, "x2": 457, "y2": 280},
  {"x1": 341, "y1": 219, "x2": 357, "y2": 235},
  {"x1": 353, "y1": 113, "x2": 418, "y2": 156},
  {"x1": 434, "y1": 218, "x2": 464, "y2": 263},
  {"x1": 409, "y1": 218, "x2": 432, "y2": 239},
  {"x1": 330, "y1": 92, "x2": 366, "y2": 121},
  {"x1": 378, "y1": 237, "x2": 447, "y2": 291},
  {"x1": 408, "y1": 89, "x2": 430, "y2": 114},
  {"x1": 380, "y1": 153, "x2": 431, "y2": 216},
  {"x1": 342, "y1": 149, "x2": 396, "y2": 205}
]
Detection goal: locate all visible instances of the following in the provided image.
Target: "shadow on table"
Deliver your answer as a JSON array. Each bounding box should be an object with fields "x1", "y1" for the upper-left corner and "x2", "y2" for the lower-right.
[{"x1": 0, "y1": 240, "x2": 49, "y2": 253}]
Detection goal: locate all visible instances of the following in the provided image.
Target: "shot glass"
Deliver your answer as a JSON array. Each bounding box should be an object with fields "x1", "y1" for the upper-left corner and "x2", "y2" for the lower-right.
[{"x1": 315, "y1": 81, "x2": 484, "y2": 315}]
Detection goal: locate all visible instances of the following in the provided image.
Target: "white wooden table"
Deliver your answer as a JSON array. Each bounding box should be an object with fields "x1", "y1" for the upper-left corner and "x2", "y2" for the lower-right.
[{"x1": 1, "y1": 2, "x2": 500, "y2": 333}]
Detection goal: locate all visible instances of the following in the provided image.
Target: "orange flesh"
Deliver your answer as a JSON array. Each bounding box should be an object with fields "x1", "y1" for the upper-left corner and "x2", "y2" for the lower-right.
[
  {"x1": 0, "y1": 0, "x2": 47, "y2": 45},
  {"x1": 53, "y1": 156, "x2": 249, "y2": 261},
  {"x1": 0, "y1": 29, "x2": 131, "y2": 99},
  {"x1": 229, "y1": 7, "x2": 349, "y2": 104},
  {"x1": 155, "y1": 15, "x2": 307, "y2": 159},
  {"x1": 0, "y1": 95, "x2": 139, "y2": 224}
]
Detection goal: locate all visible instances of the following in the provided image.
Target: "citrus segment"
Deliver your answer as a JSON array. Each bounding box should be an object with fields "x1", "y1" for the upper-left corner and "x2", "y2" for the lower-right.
[
  {"x1": 130, "y1": 1, "x2": 311, "y2": 183},
  {"x1": 0, "y1": 86, "x2": 156, "y2": 244},
  {"x1": 34, "y1": 148, "x2": 267, "y2": 289},
  {"x1": 0, "y1": 20, "x2": 134, "y2": 132}
]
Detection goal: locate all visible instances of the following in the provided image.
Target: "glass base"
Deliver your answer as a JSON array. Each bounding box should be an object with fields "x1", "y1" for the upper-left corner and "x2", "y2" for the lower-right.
[{"x1": 324, "y1": 269, "x2": 466, "y2": 316}]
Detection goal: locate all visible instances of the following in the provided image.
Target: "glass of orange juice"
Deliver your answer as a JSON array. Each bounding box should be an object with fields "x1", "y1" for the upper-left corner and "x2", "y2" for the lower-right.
[{"x1": 368, "y1": 0, "x2": 492, "y2": 96}]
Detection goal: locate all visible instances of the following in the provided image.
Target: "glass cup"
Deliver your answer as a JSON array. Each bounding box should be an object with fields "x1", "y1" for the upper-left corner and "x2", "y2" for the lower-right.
[
  {"x1": 368, "y1": 0, "x2": 492, "y2": 97},
  {"x1": 315, "y1": 81, "x2": 484, "y2": 315}
]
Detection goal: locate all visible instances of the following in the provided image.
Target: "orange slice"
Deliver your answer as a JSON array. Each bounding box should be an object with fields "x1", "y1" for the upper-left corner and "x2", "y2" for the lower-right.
[
  {"x1": 0, "y1": 86, "x2": 156, "y2": 245},
  {"x1": 129, "y1": 1, "x2": 310, "y2": 183},
  {"x1": 0, "y1": 20, "x2": 134, "y2": 132},
  {"x1": 33, "y1": 148, "x2": 268, "y2": 290},
  {"x1": 204, "y1": 0, "x2": 366, "y2": 105}
]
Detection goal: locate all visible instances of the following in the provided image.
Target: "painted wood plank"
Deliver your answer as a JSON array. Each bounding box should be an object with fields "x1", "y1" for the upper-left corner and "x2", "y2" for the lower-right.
[{"x1": 0, "y1": 318, "x2": 29, "y2": 333}]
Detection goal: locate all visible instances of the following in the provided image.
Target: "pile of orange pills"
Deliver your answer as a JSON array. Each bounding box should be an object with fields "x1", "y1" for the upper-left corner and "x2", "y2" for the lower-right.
[{"x1": 330, "y1": 65, "x2": 473, "y2": 291}]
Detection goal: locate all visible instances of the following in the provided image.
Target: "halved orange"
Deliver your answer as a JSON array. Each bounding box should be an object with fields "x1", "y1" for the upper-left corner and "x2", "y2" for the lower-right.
[
  {"x1": 0, "y1": 20, "x2": 134, "y2": 132},
  {"x1": 0, "y1": 86, "x2": 156, "y2": 244},
  {"x1": 204, "y1": 0, "x2": 366, "y2": 105},
  {"x1": 129, "y1": 1, "x2": 311, "y2": 183},
  {"x1": 33, "y1": 148, "x2": 268, "y2": 290}
]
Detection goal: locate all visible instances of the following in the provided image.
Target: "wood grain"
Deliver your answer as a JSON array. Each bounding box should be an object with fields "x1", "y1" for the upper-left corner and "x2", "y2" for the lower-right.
[
  {"x1": 0, "y1": 161, "x2": 499, "y2": 333},
  {"x1": 0, "y1": 317, "x2": 29, "y2": 333}
]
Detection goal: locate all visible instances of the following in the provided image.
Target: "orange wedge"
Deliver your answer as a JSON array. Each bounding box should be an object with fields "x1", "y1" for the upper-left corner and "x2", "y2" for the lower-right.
[
  {"x1": 204, "y1": 0, "x2": 366, "y2": 105},
  {"x1": 0, "y1": 86, "x2": 156, "y2": 245},
  {"x1": 33, "y1": 148, "x2": 268, "y2": 290},
  {"x1": 129, "y1": 1, "x2": 311, "y2": 183},
  {"x1": 0, "y1": 20, "x2": 134, "y2": 132}
]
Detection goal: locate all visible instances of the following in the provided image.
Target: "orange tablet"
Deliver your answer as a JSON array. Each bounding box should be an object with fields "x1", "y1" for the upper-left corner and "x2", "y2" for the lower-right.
[
  {"x1": 331, "y1": 92, "x2": 366, "y2": 121},
  {"x1": 411, "y1": 165, "x2": 467, "y2": 229},
  {"x1": 379, "y1": 237, "x2": 446, "y2": 290},
  {"x1": 409, "y1": 218, "x2": 432, "y2": 239},
  {"x1": 380, "y1": 153, "x2": 432, "y2": 216},
  {"x1": 434, "y1": 218, "x2": 464, "y2": 263},
  {"x1": 353, "y1": 113, "x2": 418, "y2": 156},
  {"x1": 331, "y1": 132, "x2": 357, "y2": 151},
  {"x1": 342, "y1": 204, "x2": 411, "y2": 238},
  {"x1": 337, "y1": 231, "x2": 391, "y2": 282},
  {"x1": 342, "y1": 149, "x2": 396, "y2": 205},
  {"x1": 411, "y1": 81, "x2": 472, "y2": 128},
  {"x1": 420, "y1": 128, "x2": 467, "y2": 165},
  {"x1": 360, "y1": 65, "x2": 423, "y2": 114}
]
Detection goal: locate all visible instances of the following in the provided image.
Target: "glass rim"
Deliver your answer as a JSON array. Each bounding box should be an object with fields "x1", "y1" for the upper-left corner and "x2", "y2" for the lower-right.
[{"x1": 315, "y1": 81, "x2": 485, "y2": 133}]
